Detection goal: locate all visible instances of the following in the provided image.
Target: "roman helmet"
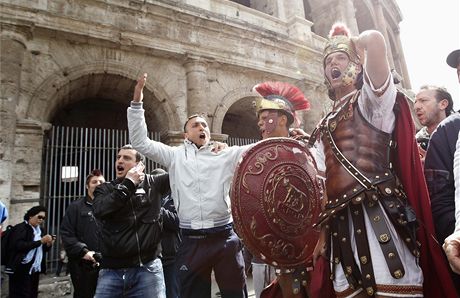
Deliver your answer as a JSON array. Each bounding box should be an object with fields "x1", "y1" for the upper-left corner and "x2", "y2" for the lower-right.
[
  {"x1": 253, "y1": 81, "x2": 310, "y2": 134},
  {"x1": 323, "y1": 23, "x2": 362, "y2": 100}
]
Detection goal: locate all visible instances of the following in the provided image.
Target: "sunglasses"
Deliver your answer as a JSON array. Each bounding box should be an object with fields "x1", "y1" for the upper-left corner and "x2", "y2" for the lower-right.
[{"x1": 37, "y1": 215, "x2": 46, "y2": 220}]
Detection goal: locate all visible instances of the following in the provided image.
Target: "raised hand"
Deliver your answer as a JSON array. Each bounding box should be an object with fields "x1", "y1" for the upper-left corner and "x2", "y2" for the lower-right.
[{"x1": 133, "y1": 73, "x2": 147, "y2": 102}]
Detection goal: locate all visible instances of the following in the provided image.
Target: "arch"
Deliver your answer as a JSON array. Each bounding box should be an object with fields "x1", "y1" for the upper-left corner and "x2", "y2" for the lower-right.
[
  {"x1": 212, "y1": 88, "x2": 260, "y2": 134},
  {"x1": 0, "y1": 29, "x2": 29, "y2": 48},
  {"x1": 25, "y1": 61, "x2": 181, "y2": 131}
]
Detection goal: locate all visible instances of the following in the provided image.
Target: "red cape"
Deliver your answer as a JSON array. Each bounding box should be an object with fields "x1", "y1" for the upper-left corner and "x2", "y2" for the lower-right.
[{"x1": 394, "y1": 93, "x2": 457, "y2": 297}]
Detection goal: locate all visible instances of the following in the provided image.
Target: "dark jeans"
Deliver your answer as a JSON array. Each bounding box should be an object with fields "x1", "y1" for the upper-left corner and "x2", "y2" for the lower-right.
[
  {"x1": 163, "y1": 263, "x2": 179, "y2": 298},
  {"x1": 176, "y1": 227, "x2": 247, "y2": 298},
  {"x1": 68, "y1": 260, "x2": 99, "y2": 298},
  {"x1": 94, "y1": 258, "x2": 165, "y2": 298},
  {"x1": 8, "y1": 271, "x2": 40, "y2": 298}
]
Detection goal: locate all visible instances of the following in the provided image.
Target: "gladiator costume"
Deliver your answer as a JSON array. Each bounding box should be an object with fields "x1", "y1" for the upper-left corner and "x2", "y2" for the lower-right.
[
  {"x1": 313, "y1": 89, "x2": 423, "y2": 297},
  {"x1": 231, "y1": 82, "x2": 321, "y2": 298},
  {"x1": 312, "y1": 24, "x2": 457, "y2": 298}
]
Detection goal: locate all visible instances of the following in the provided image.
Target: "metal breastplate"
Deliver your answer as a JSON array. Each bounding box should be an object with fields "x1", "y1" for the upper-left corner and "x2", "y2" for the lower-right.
[{"x1": 321, "y1": 96, "x2": 393, "y2": 211}]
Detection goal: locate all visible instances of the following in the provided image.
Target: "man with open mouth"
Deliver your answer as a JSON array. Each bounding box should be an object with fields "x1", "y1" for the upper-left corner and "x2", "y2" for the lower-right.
[
  {"x1": 308, "y1": 23, "x2": 456, "y2": 297},
  {"x1": 92, "y1": 145, "x2": 171, "y2": 298},
  {"x1": 128, "y1": 77, "x2": 254, "y2": 298},
  {"x1": 413, "y1": 85, "x2": 453, "y2": 162}
]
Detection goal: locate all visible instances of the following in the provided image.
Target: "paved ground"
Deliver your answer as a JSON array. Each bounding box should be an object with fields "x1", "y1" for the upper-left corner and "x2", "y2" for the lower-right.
[{"x1": 1, "y1": 271, "x2": 256, "y2": 297}]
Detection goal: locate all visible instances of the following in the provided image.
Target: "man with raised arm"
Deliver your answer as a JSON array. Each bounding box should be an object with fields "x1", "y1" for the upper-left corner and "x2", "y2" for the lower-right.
[
  {"x1": 128, "y1": 76, "x2": 250, "y2": 298},
  {"x1": 309, "y1": 23, "x2": 456, "y2": 297}
]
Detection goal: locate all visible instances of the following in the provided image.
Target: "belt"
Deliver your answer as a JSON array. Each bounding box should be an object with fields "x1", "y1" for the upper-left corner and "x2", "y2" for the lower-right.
[{"x1": 182, "y1": 227, "x2": 233, "y2": 239}]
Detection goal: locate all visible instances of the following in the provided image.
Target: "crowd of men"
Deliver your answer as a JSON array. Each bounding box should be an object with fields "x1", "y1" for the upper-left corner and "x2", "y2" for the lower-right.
[{"x1": 2, "y1": 22, "x2": 460, "y2": 298}]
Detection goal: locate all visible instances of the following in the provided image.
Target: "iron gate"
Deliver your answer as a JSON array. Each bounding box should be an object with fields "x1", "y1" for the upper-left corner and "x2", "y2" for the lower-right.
[
  {"x1": 41, "y1": 126, "x2": 258, "y2": 271},
  {"x1": 42, "y1": 126, "x2": 161, "y2": 270}
]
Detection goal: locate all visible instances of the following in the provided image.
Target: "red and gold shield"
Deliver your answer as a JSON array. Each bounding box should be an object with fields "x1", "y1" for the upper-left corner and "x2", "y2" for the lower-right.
[{"x1": 231, "y1": 138, "x2": 322, "y2": 268}]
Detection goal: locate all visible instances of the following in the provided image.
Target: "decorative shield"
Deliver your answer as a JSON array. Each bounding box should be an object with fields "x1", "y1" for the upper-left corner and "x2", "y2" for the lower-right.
[{"x1": 231, "y1": 137, "x2": 322, "y2": 268}]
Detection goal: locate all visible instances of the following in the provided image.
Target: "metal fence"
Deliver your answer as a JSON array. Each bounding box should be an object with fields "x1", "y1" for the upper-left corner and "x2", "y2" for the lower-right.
[
  {"x1": 42, "y1": 126, "x2": 162, "y2": 271},
  {"x1": 42, "y1": 126, "x2": 257, "y2": 271}
]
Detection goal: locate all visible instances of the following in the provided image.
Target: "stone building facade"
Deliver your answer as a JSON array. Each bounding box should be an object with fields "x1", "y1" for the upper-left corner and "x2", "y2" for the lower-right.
[{"x1": 1, "y1": 0, "x2": 410, "y2": 226}]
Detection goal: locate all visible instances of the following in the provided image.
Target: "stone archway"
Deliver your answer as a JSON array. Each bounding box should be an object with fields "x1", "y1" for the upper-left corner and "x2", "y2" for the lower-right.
[
  {"x1": 212, "y1": 88, "x2": 260, "y2": 137},
  {"x1": 24, "y1": 62, "x2": 181, "y2": 132},
  {"x1": 222, "y1": 97, "x2": 261, "y2": 139}
]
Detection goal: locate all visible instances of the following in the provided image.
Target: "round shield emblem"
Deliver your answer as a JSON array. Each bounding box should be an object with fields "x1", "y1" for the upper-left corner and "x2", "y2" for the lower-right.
[{"x1": 231, "y1": 138, "x2": 322, "y2": 268}]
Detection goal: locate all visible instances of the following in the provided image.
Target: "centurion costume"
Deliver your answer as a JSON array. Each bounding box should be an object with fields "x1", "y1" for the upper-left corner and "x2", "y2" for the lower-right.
[
  {"x1": 311, "y1": 24, "x2": 456, "y2": 297},
  {"x1": 231, "y1": 82, "x2": 322, "y2": 297}
]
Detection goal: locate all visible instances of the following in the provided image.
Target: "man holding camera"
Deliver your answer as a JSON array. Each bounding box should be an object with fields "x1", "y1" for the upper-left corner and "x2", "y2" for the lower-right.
[
  {"x1": 61, "y1": 169, "x2": 106, "y2": 298},
  {"x1": 93, "y1": 145, "x2": 170, "y2": 298}
]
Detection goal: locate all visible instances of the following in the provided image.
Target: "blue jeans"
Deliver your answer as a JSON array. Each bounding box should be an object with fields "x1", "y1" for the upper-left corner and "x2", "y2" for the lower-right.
[{"x1": 95, "y1": 258, "x2": 166, "y2": 298}]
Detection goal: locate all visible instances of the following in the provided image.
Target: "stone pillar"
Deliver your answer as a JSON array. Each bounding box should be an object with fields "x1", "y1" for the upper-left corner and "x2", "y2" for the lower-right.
[
  {"x1": 337, "y1": 0, "x2": 359, "y2": 35},
  {"x1": 372, "y1": 0, "x2": 395, "y2": 69},
  {"x1": 251, "y1": 0, "x2": 281, "y2": 18},
  {"x1": 283, "y1": 0, "x2": 305, "y2": 20},
  {"x1": 0, "y1": 29, "x2": 28, "y2": 225},
  {"x1": 311, "y1": 0, "x2": 359, "y2": 45},
  {"x1": 184, "y1": 57, "x2": 209, "y2": 116},
  {"x1": 392, "y1": 27, "x2": 412, "y2": 89},
  {"x1": 283, "y1": 0, "x2": 314, "y2": 42},
  {"x1": 161, "y1": 131, "x2": 185, "y2": 147},
  {"x1": 211, "y1": 133, "x2": 228, "y2": 143},
  {"x1": 9, "y1": 119, "x2": 50, "y2": 225}
]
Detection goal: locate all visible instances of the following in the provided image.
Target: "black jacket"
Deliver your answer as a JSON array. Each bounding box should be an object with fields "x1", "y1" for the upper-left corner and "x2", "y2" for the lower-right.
[
  {"x1": 5, "y1": 222, "x2": 50, "y2": 275},
  {"x1": 60, "y1": 196, "x2": 101, "y2": 261},
  {"x1": 160, "y1": 193, "x2": 181, "y2": 266},
  {"x1": 425, "y1": 112, "x2": 460, "y2": 243},
  {"x1": 93, "y1": 173, "x2": 170, "y2": 269}
]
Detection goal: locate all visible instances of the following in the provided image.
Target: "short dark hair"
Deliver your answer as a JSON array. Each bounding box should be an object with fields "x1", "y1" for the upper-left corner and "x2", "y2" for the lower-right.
[
  {"x1": 183, "y1": 114, "x2": 206, "y2": 132},
  {"x1": 24, "y1": 205, "x2": 47, "y2": 221},
  {"x1": 419, "y1": 85, "x2": 454, "y2": 117},
  {"x1": 120, "y1": 144, "x2": 144, "y2": 163},
  {"x1": 150, "y1": 168, "x2": 167, "y2": 177},
  {"x1": 85, "y1": 169, "x2": 103, "y2": 186}
]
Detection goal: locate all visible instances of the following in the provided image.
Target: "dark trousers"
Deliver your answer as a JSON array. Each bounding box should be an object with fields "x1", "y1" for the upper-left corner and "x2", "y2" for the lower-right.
[
  {"x1": 163, "y1": 263, "x2": 179, "y2": 298},
  {"x1": 8, "y1": 271, "x2": 40, "y2": 298},
  {"x1": 68, "y1": 260, "x2": 99, "y2": 298},
  {"x1": 176, "y1": 228, "x2": 247, "y2": 298},
  {"x1": 56, "y1": 260, "x2": 69, "y2": 276}
]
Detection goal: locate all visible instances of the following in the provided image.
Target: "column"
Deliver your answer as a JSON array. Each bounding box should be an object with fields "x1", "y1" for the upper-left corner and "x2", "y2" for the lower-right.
[
  {"x1": 184, "y1": 56, "x2": 209, "y2": 116},
  {"x1": 283, "y1": 0, "x2": 314, "y2": 42},
  {"x1": 0, "y1": 29, "x2": 28, "y2": 224},
  {"x1": 372, "y1": 0, "x2": 395, "y2": 69},
  {"x1": 344, "y1": 0, "x2": 359, "y2": 35},
  {"x1": 392, "y1": 27, "x2": 412, "y2": 89},
  {"x1": 283, "y1": 0, "x2": 305, "y2": 20}
]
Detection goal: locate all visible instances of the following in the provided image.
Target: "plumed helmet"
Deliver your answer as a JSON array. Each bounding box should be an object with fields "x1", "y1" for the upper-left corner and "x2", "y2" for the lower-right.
[
  {"x1": 323, "y1": 23, "x2": 360, "y2": 66},
  {"x1": 253, "y1": 81, "x2": 310, "y2": 126}
]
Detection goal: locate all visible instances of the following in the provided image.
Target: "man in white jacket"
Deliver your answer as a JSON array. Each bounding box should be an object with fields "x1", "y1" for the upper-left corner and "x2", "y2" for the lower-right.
[{"x1": 128, "y1": 74, "x2": 250, "y2": 298}]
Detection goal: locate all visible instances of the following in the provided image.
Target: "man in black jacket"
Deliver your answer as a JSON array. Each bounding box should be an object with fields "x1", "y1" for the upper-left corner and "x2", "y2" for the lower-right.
[
  {"x1": 93, "y1": 144, "x2": 170, "y2": 298},
  {"x1": 60, "y1": 169, "x2": 105, "y2": 298}
]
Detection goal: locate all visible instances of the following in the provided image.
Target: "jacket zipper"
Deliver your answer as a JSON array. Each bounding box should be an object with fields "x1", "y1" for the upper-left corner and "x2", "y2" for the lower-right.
[{"x1": 129, "y1": 197, "x2": 143, "y2": 267}]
